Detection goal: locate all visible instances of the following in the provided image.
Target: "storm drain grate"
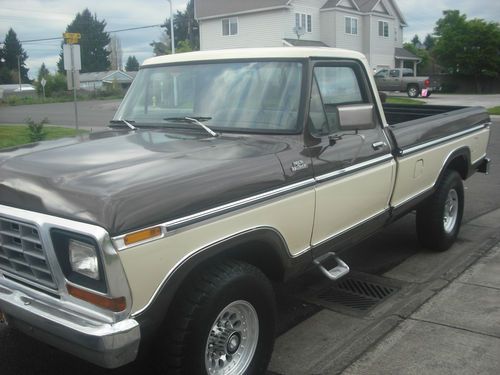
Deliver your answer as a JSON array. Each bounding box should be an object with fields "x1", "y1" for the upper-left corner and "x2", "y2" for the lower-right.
[{"x1": 315, "y1": 276, "x2": 398, "y2": 312}]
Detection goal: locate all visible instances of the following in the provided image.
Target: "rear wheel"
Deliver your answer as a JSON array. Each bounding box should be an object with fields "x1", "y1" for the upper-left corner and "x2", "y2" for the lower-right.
[
  {"x1": 416, "y1": 170, "x2": 464, "y2": 251},
  {"x1": 156, "y1": 259, "x2": 276, "y2": 375},
  {"x1": 407, "y1": 85, "x2": 419, "y2": 98}
]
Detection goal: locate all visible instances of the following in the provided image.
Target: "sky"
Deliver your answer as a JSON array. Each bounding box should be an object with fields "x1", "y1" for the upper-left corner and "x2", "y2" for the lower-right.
[{"x1": 0, "y1": 0, "x2": 499, "y2": 79}]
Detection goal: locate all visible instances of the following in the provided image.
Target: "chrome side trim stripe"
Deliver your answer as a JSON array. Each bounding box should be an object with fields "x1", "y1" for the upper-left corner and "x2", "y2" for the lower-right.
[
  {"x1": 397, "y1": 123, "x2": 489, "y2": 157},
  {"x1": 314, "y1": 154, "x2": 394, "y2": 183},
  {"x1": 166, "y1": 178, "x2": 316, "y2": 230}
]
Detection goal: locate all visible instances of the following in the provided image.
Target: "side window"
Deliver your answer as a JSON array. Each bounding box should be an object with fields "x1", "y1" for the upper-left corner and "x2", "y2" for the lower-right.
[
  {"x1": 375, "y1": 69, "x2": 388, "y2": 78},
  {"x1": 310, "y1": 65, "x2": 365, "y2": 136},
  {"x1": 389, "y1": 69, "x2": 399, "y2": 77},
  {"x1": 308, "y1": 77, "x2": 329, "y2": 136}
]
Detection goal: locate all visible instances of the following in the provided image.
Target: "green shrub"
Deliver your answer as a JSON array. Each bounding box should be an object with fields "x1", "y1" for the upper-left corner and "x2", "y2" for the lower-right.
[{"x1": 25, "y1": 117, "x2": 49, "y2": 142}]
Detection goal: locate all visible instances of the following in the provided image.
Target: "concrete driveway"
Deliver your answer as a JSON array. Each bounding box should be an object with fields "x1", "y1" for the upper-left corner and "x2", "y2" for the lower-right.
[{"x1": 386, "y1": 92, "x2": 500, "y2": 108}]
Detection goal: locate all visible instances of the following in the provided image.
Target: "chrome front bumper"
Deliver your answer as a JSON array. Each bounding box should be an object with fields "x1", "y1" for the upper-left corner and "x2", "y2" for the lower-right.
[{"x1": 0, "y1": 282, "x2": 141, "y2": 369}]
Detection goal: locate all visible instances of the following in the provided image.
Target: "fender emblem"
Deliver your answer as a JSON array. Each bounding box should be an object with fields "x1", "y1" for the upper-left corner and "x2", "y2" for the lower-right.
[{"x1": 291, "y1": 160, "x2": 308, "y2": 172}]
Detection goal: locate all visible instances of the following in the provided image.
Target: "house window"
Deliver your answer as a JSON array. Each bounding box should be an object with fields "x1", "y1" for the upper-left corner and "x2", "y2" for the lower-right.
[
  {"x1": 378, "y1": 21, "x2": 389, "y2": 37},
  {"x1": 295, "y1": 12, "x2": 312, "y2": 32},
  {"x1": 345, "y1": 17, "x2": 358, "y2": 35},
  {"x1": 222, "y1": 17, "x2": 238, "y2": 36}
]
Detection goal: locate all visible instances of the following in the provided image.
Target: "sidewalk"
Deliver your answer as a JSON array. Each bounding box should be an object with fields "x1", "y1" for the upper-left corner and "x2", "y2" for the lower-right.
[
  {"x1": 343, "y1": 245, "x2": 500, "y2": 374},
  {"x1": 269, "y1": 208, "x2": 500, "y2": 375}
]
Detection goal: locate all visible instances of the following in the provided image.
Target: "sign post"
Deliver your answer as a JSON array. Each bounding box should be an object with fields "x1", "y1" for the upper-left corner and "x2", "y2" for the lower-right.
[
  {"x1": 63, "y1": 32, "x2": 81, "y2": 131},
  {"x1": 40, "y1": 78, "x2": 46, "y2": 99}
]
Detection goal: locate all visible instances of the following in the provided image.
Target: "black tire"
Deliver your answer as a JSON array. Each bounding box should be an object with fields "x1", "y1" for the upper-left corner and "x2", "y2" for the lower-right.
[
  {"x1": 416, "y1": 170, "x2": 464, "y2": 251},
  {"x1": 407, "y1": 85, "x2": 419, "y2": 98},
  {"x1": 156, "y1": 259, "x2": 276, "y2": 375}
]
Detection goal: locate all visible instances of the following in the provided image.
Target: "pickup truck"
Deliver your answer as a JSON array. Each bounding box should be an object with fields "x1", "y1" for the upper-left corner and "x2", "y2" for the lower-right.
[
  {"x1": 0, "y1": 48, "x2": 491, "y2": 375},
  {"x1": 374, "y1": 67, "x2": 434, "y2": 98}
]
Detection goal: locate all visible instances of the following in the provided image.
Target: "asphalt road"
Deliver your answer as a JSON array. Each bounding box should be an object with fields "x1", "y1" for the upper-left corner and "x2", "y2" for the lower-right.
[
  {"x1": 0, "y1": 99, "x2": 120, "y2": 130},
  {"x1": 0, "y1": 113, "x2": 498, "y2": 374}
]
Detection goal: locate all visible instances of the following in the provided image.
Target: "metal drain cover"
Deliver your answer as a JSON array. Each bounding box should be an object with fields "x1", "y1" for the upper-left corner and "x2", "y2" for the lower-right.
[{"x1": 310, "y1": 273, "x2": 400, "y2": 314}]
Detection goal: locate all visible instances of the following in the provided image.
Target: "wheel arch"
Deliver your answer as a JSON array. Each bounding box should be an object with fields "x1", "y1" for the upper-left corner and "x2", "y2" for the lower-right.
[
  {"x1": 133, "y1": 227, "x2": 309, "y2": 340},
  {"x1": 440, "y1": 147, "x2": 471, "y2": 181}
]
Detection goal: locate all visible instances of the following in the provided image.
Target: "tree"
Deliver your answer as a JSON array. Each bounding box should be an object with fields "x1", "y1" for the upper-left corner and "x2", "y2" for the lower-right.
[
  {"x1": 1, "y1": 28, "x2": 29, "y2": 84},
  {"x1": 411, "y1": 34, "x2": 421, "y2": 48},
  {"x1": 423, "y1": 34, "x2": 435, "y2": 50},
  {"x1": 35, "y1": 72, "x2": 66, "y2": 97},
  {"x1": 153, "y1": 0, "x2": 199, "y2": 55},
  {"x1": 125, "y1": 55, "x2": 139, "y2": 71},
  {"x1": 433, "y1": 10, "x2": 500, "y2": 92},
  {"x1": 37, "y1": 63, "x2": 50, "y2": 82},
  {"x1": 57, "y1": 9, "x2": 111, "y2": 73},
  {"x1": 403, "y1": 43, "x2": 431, "y2": 75},
  {"x1": 108, "y1": 35, "x2": 123, "y2": 70}
]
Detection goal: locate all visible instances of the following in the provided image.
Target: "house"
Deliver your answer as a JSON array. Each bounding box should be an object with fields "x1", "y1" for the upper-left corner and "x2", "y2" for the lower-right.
[
  {"x1": 79, "y1": 70, "x2": 137, "y2": 91},
  {"x1": 0, "y1": 84, "x2": 36, "y2": 100},
  {"x1": 194, "y1": 0, "x2": 419, "y2": 72}
]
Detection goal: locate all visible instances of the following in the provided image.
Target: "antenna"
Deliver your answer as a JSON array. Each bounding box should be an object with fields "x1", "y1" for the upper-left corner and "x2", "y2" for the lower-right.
[{"x1": 293, "y1": 26, "x2": 305, "y2": 40}]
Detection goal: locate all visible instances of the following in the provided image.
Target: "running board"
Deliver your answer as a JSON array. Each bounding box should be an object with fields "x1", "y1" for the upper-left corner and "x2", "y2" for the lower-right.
[{"x1": 313, "y1": 252, "x2": 350, "y2": 281}]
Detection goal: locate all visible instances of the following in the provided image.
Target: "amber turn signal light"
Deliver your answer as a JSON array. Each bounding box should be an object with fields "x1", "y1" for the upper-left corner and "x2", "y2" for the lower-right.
[
  {"x1": 124, "y1": 226, "x2": 162, "y2": 246},
  {"x1": 67, "y1": 284, "x2": 126, "y2": 312}
]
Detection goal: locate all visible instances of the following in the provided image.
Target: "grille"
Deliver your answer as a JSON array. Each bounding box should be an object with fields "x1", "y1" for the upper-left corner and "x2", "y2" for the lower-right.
[{"x1": 0, "y1": 217, "x2": 57, "y2": 289}]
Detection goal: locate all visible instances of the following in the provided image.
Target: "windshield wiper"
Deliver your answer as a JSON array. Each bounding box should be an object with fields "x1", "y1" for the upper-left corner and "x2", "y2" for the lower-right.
[
  {"x1": 109, "y1": 119, "x2": 137, "y2": 130},
  {"x1": 163, "y1": 116, "x2": 217, "y2": 137}
]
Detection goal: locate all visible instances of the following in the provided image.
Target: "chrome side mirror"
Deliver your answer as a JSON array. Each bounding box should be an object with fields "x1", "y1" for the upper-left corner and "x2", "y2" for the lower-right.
[{"x1": 337, "y1": 104, "x2": 376, "y2": 131}]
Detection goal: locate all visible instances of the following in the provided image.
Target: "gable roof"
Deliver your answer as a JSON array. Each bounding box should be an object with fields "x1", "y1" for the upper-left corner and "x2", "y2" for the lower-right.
[
  {"x1": 394, "y1": 47, "x2": 420, "y2": 61},
  {"x1": 321, "y1": 0, "x2": 407, "y2": 26},
  {"x1": 195, "y1": 0, "x2": 290, "y2": 20},
  {"x1": 79, "y1": 70, "x2": 135, "y2": 83}
]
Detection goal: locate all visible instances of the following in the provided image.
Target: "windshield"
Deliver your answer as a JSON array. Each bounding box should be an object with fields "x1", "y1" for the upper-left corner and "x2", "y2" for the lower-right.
[{"x1": 113, "y1": 61, "x2": 303, "y2": 133}]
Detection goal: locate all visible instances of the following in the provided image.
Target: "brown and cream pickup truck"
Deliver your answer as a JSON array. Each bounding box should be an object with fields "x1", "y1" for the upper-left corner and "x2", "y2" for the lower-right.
[{"x1": 0, "y1": 48, "x2": 491, "y2": 375}]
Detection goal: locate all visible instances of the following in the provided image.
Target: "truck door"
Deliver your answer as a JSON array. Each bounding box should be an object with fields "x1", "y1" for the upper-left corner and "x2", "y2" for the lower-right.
[
  {"x1": 306, "y1": 61, "x2": 395, "y2": 250},
  {"x1": 374, "y1": 69, "x2": 400, "y2": 91}
]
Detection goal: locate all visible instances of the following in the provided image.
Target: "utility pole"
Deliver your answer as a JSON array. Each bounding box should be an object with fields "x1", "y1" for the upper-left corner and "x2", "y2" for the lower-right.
[
  {"x1": 17, "y1": 55, "x2": 22, "y2": 92},
  {"x1": 168, "y1": 0, "x2": 175, "y2": 54}
]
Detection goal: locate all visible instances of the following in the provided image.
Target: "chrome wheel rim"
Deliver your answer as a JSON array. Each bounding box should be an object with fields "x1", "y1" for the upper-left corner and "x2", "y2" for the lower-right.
[
  {"x1": 409, "y1": 87, "x2": 418, "y2": 97},
  {"x1": 443, "y1": 189, "x2": 459, "y2": 233},
  {"x1": 205, "y1": 300, "x2": 259, "y2": 375}
]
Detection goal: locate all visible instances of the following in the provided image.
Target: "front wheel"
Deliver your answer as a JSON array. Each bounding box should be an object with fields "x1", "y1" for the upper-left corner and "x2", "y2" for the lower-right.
[
  {"x1": 416, "y1": 170, "x2": 464, "y2": 251},
  {"x1": 156, "y1": 260, "x2": 276, "y2": 375}
]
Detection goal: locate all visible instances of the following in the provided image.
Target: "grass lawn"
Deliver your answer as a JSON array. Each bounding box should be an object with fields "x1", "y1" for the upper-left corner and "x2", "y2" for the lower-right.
[
  {"x1": 488, "y1": 106, "x2": 500, "y2": 115},
  {"x1": 386, "y1": 97, "x2": 425, "y2": 105},
  {"x1": 0, "y1": 124, "x2": 84, "y2": 149}
]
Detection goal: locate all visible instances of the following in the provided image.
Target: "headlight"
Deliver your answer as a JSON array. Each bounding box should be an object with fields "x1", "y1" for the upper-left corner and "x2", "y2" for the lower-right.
[
  {"x1": 69, "y1": 239, "x2": 99, "y2": 280},
  {"x1": 51, "y1": 229, "x2": 107, "y2": 293}
]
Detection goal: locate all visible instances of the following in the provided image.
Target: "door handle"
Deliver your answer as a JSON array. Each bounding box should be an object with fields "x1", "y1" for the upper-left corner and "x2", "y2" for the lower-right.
[{"x1": 372, "y1": 141, "x2": 386, "y2": 150}]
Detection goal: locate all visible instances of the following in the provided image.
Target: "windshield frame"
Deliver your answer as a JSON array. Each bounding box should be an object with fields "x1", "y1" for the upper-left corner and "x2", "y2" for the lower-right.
[{"x1": 114, "y1": 58, "x2": 309, "y2": 135}]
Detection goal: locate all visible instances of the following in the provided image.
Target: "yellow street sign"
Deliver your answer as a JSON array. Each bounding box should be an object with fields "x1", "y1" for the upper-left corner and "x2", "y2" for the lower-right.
[{"x1": 63, "y1": 32, "x2": 81, "y2": 44}]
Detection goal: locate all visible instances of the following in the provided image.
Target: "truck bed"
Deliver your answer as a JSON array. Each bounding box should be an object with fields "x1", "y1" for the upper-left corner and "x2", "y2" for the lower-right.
[{"x1": 385, "y1": 104, "x2": 490, "y2": 152}]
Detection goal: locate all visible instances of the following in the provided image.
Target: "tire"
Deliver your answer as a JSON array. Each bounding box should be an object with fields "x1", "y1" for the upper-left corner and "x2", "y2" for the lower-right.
[
  {"x1": 407, "y1": 85, "x2": 419, "y2": 98},
  {"x1": 156, "y1": 259, "x2": 276, "y2": 375},
  {"x1": 416, "y1": 170, "x2": 464, "y2": 251}
]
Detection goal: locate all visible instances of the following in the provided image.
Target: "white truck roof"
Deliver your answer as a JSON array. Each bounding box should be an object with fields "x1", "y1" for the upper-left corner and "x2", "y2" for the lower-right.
[{"x1": 142, "y1": 47, "x2": 368, "y2": 66}]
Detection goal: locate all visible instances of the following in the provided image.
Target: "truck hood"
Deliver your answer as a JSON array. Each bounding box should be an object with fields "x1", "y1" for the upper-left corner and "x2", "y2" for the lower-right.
[{"x1": 0, "y1": 129, "x2": 288, "y2": 235}]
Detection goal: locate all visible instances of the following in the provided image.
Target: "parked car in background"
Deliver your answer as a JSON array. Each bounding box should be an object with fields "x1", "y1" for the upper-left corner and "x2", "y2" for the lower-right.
[{"x1": 374, "y1": 68, "x2": 435, "y2": 98}]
